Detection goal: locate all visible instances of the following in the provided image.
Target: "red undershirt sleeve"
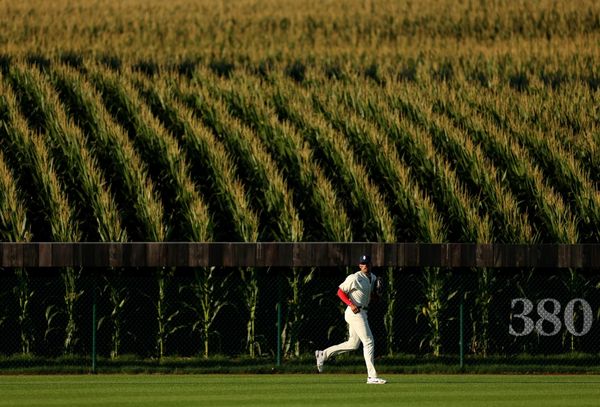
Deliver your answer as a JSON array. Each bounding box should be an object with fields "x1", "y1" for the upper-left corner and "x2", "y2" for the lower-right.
[{"x1": 337, "y1": 288, "x2": 353, "y2": 306}]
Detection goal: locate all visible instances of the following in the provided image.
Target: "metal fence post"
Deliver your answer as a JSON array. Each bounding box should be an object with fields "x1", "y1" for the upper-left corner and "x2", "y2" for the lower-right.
[
  {"x1": 91, "y1": 270, "x2": 97, "y2": 374},
  {"x1": 459, "y1": 269, "x2": 464, "y2": 370},
  {"x1": 276, "y1": 272, "x2": 282, "y2": 367}
]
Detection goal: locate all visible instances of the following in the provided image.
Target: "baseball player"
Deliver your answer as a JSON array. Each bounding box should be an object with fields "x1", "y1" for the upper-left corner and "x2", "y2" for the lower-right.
[{"x1": 315, "y1": 254, "x2": 386, "y2": 384}]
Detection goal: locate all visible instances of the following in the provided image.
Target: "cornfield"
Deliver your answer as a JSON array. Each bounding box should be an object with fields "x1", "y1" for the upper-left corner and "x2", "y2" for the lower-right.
[{"x1": 0, "y1": 0, "x2": 599, "y2": 360}]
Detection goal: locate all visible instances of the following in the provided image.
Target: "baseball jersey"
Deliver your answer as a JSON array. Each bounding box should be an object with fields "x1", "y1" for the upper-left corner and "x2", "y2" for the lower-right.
[{"x1": 338, "y1": 271, "x2": 377, "y2": 308}]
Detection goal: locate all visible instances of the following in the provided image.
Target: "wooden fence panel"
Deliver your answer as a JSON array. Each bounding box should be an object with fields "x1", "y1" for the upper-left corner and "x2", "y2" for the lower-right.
[{"x1": 0, "y1": 243, "x2": 599, "y2": 269}]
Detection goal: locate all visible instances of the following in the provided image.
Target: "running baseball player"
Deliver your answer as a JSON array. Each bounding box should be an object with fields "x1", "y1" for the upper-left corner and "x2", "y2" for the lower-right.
[{"x1": 315, "y1": 254, "x2": 386, "y2": 384}]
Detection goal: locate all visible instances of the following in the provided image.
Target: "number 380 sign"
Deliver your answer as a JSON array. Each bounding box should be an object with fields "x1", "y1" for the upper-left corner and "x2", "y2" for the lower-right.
[{"x1": 509, "y1": 298, "x2": 593, "y2": 337}]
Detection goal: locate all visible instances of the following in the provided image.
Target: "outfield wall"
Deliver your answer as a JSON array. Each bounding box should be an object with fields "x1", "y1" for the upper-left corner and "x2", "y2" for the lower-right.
[{"x1": 0, "y1": 243, "x2": 599, "y2": 373}]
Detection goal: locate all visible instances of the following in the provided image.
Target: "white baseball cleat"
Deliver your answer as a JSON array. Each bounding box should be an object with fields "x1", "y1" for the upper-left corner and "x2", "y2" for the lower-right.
[
  {"x1": 366, "y1": 377, "x2": 387, "y2": 384},
  {"x1": 315, "y1": 350, "x2": 325, "y2": 373}
]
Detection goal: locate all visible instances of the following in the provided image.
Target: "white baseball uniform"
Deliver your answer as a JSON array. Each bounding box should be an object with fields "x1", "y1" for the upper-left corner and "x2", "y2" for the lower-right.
[{"x1": 322, "y1": 270, "x2": 378, "y2": 378}]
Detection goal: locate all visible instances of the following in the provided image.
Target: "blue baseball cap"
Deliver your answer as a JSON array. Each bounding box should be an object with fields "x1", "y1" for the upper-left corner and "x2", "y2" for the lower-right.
[{"x1": 359, "y1": 255, "x2": 371, "y2": 264}]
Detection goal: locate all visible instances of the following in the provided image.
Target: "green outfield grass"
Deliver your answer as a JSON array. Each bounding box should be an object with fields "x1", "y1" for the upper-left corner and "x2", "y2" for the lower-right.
[{"x1": 0, "y1": 374, "x2": 599, "y2": 407}]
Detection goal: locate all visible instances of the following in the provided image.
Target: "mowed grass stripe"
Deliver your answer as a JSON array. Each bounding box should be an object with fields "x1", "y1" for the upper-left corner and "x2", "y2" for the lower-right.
[{"x1": 0, "y1": 375, "x2": 599, "y2": 407}]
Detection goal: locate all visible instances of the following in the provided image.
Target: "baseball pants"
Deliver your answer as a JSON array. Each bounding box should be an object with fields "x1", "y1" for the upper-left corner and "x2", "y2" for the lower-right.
[{"x1": 323, "y1": 306, "x2": 377, "y2": 378}]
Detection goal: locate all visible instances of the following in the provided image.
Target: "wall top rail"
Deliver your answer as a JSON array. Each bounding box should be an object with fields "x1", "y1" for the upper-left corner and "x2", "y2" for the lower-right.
[{"x1": 1, "y1": 242, "x2": 599, "y2": 269}]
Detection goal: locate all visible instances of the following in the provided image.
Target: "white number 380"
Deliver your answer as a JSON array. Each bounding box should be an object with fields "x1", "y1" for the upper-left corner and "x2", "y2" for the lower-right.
[{"x1": 509, "y1": 298, "x2": 593, "y2": 337}]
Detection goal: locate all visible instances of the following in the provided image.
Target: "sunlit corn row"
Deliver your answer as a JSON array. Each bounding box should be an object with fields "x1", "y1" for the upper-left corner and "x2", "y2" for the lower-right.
[
  {"x1": 132, "y1": 73, "x2": 259, "y2": 243},
  {"x1": 458, "y1": 86, "x2": 586, "y2": 244},
  {"x1": 269, "y1": 73, "x2": 395, "y2": 242},
  {"x1": 8, "y1": 64, "x2": 126, "y2": 242},
  {"x1": 206, "y1": 72, "x2": 352, "y2": 242},
  {"x1": 0, "y1": 75, "x2": 78, "y2": 242},
  {"x1": 464, "y1": 82, "x2": 600, "y2": 242},
  {"x1": 308, "y1": 79, "x2": 445, "y2": 243},
  {"x1": 434, "y1": 84, "x2": 579, "y2": 243},
  {"x1": 503, "y1": 83, "x2": 600, "y2": 187},
  {"x1": 90, "y1": 63, "x2": 210, "y2": 242},
  {"x1": 400, "y1": 80, "x2": 534, "y2": 243},
  {"x1": 50, "y1": 64, "x2": 166, "y2": 242},
  {"x1": 0, "y1": 149, "x2": 30, "y2": 242},
  {"x1": 335, "y1": 80, "x2": 489, "y2": 243},
  {"x1": 182, "y1": 69, "x2": 302, "y2": 242},
  {"x1": 177, "y1": 69, "x2": 301, "y2": 242},
  {"x1": 397, "y1": 105, "x2": 492, "y2": 243}
]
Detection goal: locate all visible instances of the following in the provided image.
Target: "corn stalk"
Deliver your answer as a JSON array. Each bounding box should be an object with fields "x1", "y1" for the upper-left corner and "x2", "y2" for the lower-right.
[
  {"x1": 416, "y1": 267, "x2": 456, "y2": 357},
  {"x1": 380, "y1": 267, "x2": 397, "y2": 356},
  {"x1": 560, "y1": 268, "x2": 591, "y2": 352},
  {"x1": 280, "y1": 267, "x2": 316, "y2": 357},
  {"x1": 99, "y1": 272, "x2": 127, "y2": 359},
  {"x1": 155, "y1": 267, "x2": 183, "y2": 359},
  {"x1": 12, "y1": 268, "x2": 34, "y2": 355},
  {"x1": 60, "y1": 266, "x2": 83, "y2": 354},
  {"x1": 468, "y1": 267, "x2": 495, "y2": 356},
  {"x1": 240, "y1": 267, "x2": 260, "y2": 357},
  {"x1": 182, "y1": 267, "x2": 232, "y2": 358}
]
